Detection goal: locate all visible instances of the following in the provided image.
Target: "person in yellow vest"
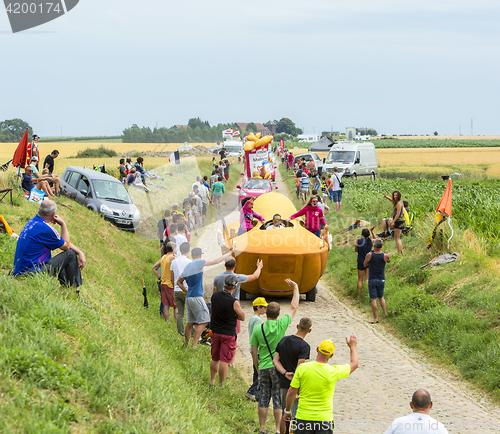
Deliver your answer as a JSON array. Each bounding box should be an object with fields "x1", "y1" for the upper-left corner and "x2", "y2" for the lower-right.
[
  {"x1": 282, "y1": 336, "x2": 358, "y2": 434},
  {"x1": 152, "y1": 242, "x2": 177, "y2": 322}
]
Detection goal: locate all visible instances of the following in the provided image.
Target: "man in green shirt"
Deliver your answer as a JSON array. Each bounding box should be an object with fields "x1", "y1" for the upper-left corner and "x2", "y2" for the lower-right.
[
  {"x1": 282, "y1": 336, "x2": 359, "y2": 434},
  {"x1": 250, "y1": 279, "x2": 299, "y2": 434}
]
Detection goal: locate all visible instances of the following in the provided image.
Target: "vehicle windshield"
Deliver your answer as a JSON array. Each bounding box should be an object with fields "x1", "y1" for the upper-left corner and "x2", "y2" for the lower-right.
[
  {"x1": 225, "y1": 145, "x2": 242, "y2": 153},
  {"x1": 326, "y1": 151, "x2": 355, "y2": 164},
  {"x1": 92, "y1": 180, "x2": 131, "y2": 203},
  {"x1": 244, "y1": 179, "x2": 271, "y2": 189}
]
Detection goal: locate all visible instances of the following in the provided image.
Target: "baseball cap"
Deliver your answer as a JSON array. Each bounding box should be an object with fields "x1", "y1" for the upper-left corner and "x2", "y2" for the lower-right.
[
  {"x1": 318, "y1": 339, "x2": 335, "y2": 356},
  {"x1": 224, "y1": 275, "x2": 239, "y2": 289},
  {"x1": 253, "y1": 297, "x2": 268, "y2": 307},
  {"x1": 31, "y1": 156, "x2": 38, "y2": 162},
  {"x1": 191, "y1": 247, "x2": 203, "y2": 257}
]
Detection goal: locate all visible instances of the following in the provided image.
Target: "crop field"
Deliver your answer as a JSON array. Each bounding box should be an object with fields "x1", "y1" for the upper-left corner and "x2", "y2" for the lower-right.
[
  {"x1": 0, "y1": 141, "x2": 218, "y2": 161},
  {"x1": 373, "y1": 138, "x2": 500, "y2": 148}
]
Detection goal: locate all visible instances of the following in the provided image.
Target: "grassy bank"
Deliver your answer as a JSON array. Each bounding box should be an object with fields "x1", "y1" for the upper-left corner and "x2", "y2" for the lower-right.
[
  {"x1": 279, "y1": 163, "x2": 500, "y2": 401},
  {"x1": 0, "y1": 159, "x2": 254, "y2": 433}
]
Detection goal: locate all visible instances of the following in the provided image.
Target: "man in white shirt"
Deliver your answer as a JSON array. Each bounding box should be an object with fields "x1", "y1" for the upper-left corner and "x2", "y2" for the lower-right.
[
  {"x1": 384, "y1": 389, "x2": 449, "y2": 434},
  {"x1": 174, "y1": 223, "x2": 188, "y2": 256},
  {"x1": 266, "y1": 214, "x2": 285, "y2": 230},
  {"x1": 170, "y1": 241, "x2": 192, "y2": 335}
]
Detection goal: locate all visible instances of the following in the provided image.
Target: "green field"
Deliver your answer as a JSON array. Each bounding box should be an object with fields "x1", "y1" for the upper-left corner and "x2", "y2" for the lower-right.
[
  {"x1": 374, "y1": 138, "x2": 500, "y2": 148},
  {"x1": 280, "y1": 164, "x2": 500, "y2": 401},
  {"x1": 0, "y1": 160, "x2": 258, "y2": 433}
]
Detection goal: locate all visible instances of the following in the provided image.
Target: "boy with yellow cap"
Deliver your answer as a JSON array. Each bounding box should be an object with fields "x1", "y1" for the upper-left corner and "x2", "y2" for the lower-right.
[
  {"x1": 245, "y1": 297, "x2": 268, "y2": 401},
  {"x1": 282, "y1": 334, "x2": 359, "y2": 434}
]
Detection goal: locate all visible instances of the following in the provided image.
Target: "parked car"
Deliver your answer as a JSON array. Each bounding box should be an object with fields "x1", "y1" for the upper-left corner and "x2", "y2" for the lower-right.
[
  {"x1": 237, "y1": 178, "x2": 276, "y2": 205},
  {"x1": 293, "y1": 152, "x2": 321, "y2": 166},
  {"x1": 323, "y1": 141, "x2": 378, "y2": 179},
  {"x1": 60, "y1": 166, "x2": 140, "y2": 231}
]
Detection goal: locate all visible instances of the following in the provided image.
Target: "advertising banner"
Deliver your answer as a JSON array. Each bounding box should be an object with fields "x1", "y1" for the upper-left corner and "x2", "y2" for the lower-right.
[{"x1": 245, "y1": 143, "x2": 270, "y2": 178}]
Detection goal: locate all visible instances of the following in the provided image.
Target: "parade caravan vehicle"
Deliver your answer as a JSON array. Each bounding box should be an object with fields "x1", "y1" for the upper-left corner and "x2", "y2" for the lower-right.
[
  {"x1": 323, "y1": 141, "x2": 378, "y2": 179},
  {"x1": 223, "y1": 139, "x2": 244, "y2": 157}
]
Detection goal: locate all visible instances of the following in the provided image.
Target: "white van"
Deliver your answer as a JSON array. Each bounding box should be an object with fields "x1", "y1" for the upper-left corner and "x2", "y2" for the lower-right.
[
  {"x1": 323, "y1": 141, "x2": 378, "y2": 179},
  {"x1": 223, "y1": 140, "x2": 244, "y2": 157}
]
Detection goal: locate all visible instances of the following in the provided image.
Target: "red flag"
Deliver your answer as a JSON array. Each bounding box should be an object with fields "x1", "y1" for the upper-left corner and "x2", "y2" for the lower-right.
[
  {"x1": 12, "y1": 129, "x2": 29, "y2": 169},
  {"x1": 436, "y1": 179, "x2": 452, "y2": 217}
]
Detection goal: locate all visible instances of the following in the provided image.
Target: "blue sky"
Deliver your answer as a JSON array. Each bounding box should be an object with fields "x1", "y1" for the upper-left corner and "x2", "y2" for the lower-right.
[{"x1": 1, "y1": 0, "x2": 499, "y2": 137}]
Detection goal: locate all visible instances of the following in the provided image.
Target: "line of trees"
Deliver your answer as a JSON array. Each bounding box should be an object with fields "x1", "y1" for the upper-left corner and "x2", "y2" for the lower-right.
[
  {"x1": 0, "y1": 119, "x2": 32, "y2": 142},
  {"x1": 122, "y1": 118, "x2": 238, "y2": 143}
]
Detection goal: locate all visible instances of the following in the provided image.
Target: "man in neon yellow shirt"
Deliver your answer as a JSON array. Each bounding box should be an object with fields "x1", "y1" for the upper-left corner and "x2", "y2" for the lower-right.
[{"x1": 282, "y1": 335, "x2": 358, "y2": 434}]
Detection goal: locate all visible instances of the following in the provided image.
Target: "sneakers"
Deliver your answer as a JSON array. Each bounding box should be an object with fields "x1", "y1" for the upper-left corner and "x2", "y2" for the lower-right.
[{"x1": 245, "y1": 392, "x2": 257, "y2": 402}]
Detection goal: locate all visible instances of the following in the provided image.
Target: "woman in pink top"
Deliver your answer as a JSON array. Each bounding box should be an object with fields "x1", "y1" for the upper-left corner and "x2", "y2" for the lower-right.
[
  {"x1": 286, "y1": 195, "x2": 328, "y2": 238},
  {"x1": 238, "y1": 197, "x2": 265, "y2": 235}
]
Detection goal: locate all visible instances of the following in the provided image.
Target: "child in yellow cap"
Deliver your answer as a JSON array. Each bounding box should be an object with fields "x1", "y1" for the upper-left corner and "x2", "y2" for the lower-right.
[{"x1": 245, "y1": 297, "x2": 268, "y2": 401}]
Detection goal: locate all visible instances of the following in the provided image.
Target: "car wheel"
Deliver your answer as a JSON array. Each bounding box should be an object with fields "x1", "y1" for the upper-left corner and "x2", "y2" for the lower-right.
[
  {"x1": 240, "y1": 289, "x2": 247, "y2": 301},
  {"x1": 353, "y1": 173, "x2": 357, "y2": 180},
  {"x1": 371, "y1": 172, "x2": 376, "y2": 181},
  {"x1": 305, "y1": 286, "x2": 317, "y2": 302}
]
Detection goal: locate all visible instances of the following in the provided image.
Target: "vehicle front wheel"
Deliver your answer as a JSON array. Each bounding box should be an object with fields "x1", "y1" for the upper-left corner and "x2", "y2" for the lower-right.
[
  {"x1": 305, "y1": 286, "x2": 317, "y2": 302},
  {"x1": 371, "y1": 172, "x2": 376, "y2": 181},
  {"x1": 352, "y1": 173, "x2": 358, "y2": 180}
]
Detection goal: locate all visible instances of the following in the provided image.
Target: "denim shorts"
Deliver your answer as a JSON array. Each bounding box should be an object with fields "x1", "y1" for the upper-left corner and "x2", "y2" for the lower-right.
[
  {"x1": 368, "y1": 279, "x2": 385, "y2": 300},
  {"x1": 332, "y1": 189, "x2": 342, "y2": 202}
]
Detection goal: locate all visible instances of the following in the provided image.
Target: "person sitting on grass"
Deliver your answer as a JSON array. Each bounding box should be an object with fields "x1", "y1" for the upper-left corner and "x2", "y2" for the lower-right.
[
  {"x1": 13, "y1": 200, "x2": 86, "y2": 294},
  {"x1": 22, "y1": 166, "x2": 56, "y2": 197}
]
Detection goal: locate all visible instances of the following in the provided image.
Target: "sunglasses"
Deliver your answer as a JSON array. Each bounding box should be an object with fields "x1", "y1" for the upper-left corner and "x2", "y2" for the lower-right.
[{"x1": 312, "y1": 200, "x2": 318, "y2": 204}]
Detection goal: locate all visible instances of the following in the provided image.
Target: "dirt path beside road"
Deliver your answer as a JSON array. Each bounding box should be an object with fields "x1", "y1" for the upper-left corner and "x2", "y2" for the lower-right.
[{"x1": 196, "y1": 166, "x2": 500, "y2": 433}]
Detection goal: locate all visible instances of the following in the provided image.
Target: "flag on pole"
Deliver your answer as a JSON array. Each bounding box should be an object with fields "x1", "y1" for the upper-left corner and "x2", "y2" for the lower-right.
[
  {"x1": 222, "y1": 128, "x2": 234, "y2": 138},
  {"x1": 280, "y1": 139, "x2": 284, "y2": 151},
  {"x1": 427, "y1": 179, "x2": 453, "y2": 249},
  {"x1": 12, "y1": 129, "x2": 29, "y2": 169},
  {"x1": 232, "y1": 130, "x2": 240, "y2": 137}
]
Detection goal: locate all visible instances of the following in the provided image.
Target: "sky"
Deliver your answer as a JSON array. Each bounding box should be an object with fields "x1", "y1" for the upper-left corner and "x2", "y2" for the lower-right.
[{"x1": 1, "y1": 0, "x2": 499, "y2": 137}]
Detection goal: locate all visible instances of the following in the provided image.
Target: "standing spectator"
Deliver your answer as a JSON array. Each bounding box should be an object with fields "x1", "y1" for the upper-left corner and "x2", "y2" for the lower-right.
[
  {"x1": 310, "y1": 169, "x2": 321, "y2": 191},
  {"x1": 213, "y1": 257, "x2": 263, "y2": 302},
  {"x1": 330, "y1": 166, "x2": 346, "y2": 212},
  {"x1": 287, "y1": 152, "x2": 294, "y2": 172},
  {"x1": 157, "y1": 210, "x2": 170, "y2": 246},
  {"x1": 171, "y1": 242, "x2": 191, "y2": 335},
  {"x1": 219, "y1": 147, "x2": 227, "y2": 160},
  {"x1": 174, "y1": 223, "x2": 188, "y2": 256},
  {"x1": 246, "y1": 297, "x2": 268, "y2": 401},
  {"x1": 177, "y1": 247, "x2": 234, "y2": 348},
  {"x1": 13, "y1": 200, "x2": 86, "y2": 293},
  {"x1": 250, "y1": 279, "x2": 300, "y2": 434},
  {"x1": 383, "y1": 190, "x2": 404, "y2": 254},
  {"x1": 27, "y1": 134, "x2": 40, "y2": 168},
  {"x1": 223, "y1": 158, "x2": 234, "y2": 181},
  {"x1": 203, "y1": 175, "x2": 210, "y2": 190},
  {"x1": 119, "y1": 159, "x2": 127, "y2": 181},
  {"x1": 355, "y1": 226, "x2": 375, "y2": 299},
  {"x1": 324, "y1": 175, "x2": 334, "y2": 203},
  {"x1": 273, "y1": 318, "x2": 312, "y2": 426},
  {"x1": 43, "y1": 150, "x2": 59, "y2": 174},
  {"x1": 209, "y1": 275, "x2": 246, "y2": 386},
  {"x1": 164, "y1": 223, "x2": 177, "y2": 246},
  {"x1": 238, "y1": 197, "x2": 265, "y2": 236},
  {"x1": 170, "y1": 203, "x2": 184, "y2": 218},
  {"x1": 384, "y1": 389, "x2": 449, "y2": 434},
  {"x1": 212, "y1": 176, "x2": 225, "y2": 213},
  {"x1": 184, "y1": 199, "x2": 198, "y2": 238},
  {"x1": 363, "y1": 238, "x2": 390, "y2": 323},
  {"x1": 190, "y1": 191, "x2": 203, "y2": 229},
  {"x1": 152, "y1": 242, "x2": 177, "y2": 322},
  {"x1": 299, "y1": 172, "x2": 310, "y2": 205},
  {"x1": 194, "y1": 184, "x2": 210, "y2": 226},
  {"x1": 286, "y1": 196, "x2": 328, "y2": 238},
  {"x1": 282, "y1": 336, "x2": 359, "y2": 434}
]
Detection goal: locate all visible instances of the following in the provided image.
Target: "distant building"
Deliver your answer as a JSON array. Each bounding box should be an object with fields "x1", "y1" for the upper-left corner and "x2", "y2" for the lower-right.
[
  {"x1": 322, "y1": 131, "x2": 340, "y2": 137},
  {"x1": 297, "y1": 134, "x2": 321, "y2": 143},
  {"x1": 234, "y1": 122, "x2": 269, "y2": 136},
  {"x1": 263, "y1": 120, "x2": 277, "y2": 135},
  {"x1": 174, "y1": 125, "x2": 188, "y2": 130}
]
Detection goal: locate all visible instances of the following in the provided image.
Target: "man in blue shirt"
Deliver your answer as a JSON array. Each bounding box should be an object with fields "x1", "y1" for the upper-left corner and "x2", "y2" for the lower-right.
[
  {"x1": 13, "y1": 200, "x2": 86, "y2": 293},
  {"x1": 177, "y1": 246, "x2": 234, "y2": 348}
]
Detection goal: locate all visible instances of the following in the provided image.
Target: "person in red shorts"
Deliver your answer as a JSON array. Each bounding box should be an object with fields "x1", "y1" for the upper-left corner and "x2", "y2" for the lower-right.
[
  {"x1": 152, "y1": 242, "x2": 177, "y2": 322},
  {"x1": 210, "y1": 275, "x2": 245, "y2": 386}
]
